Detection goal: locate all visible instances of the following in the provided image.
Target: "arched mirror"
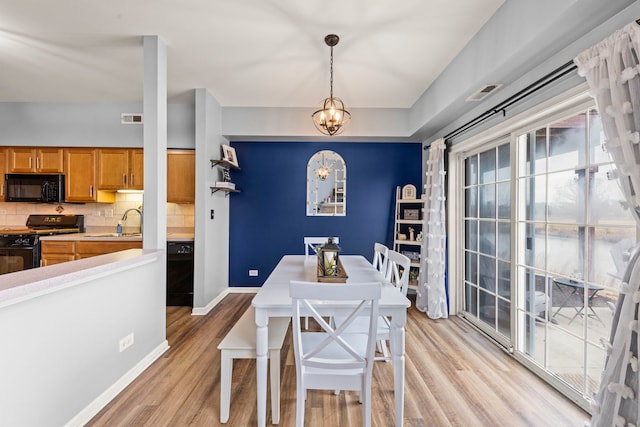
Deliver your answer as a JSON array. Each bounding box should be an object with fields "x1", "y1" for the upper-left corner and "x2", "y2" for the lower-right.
[{"x1": 306, "y1": 150, "x2": 346, "y2": 216}]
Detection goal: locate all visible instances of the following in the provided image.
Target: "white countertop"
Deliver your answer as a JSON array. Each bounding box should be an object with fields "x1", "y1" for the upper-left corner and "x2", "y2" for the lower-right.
[
  {"x1": 0, "y1": 249, "x2": 163, "y2": 308},
  {"x1": 39, "y1": 232, "x2": 194, "y2": 242}
]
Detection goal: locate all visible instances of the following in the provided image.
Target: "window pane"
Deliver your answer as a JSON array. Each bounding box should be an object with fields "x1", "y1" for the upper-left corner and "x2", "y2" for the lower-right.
[
  {"x1": 497, "y1": 299, "x2": 511, "y2": 338},
  {"x1": 479, "y1": 221, "x2": 496, "y2": 255},
  {"x1": 465, "y1": 220, "x2": 478, "y2": 251},
  {"x1": 522, "y1": 313, "x2": 545, "y2": 365},
  {"x1": 466, "y1": 155, "x2": 478, "y2": 186},
  {"x1": 525, "y1": 129, "x2": 547, "y2": 175},
  {"x1": 498, "y1": 143, "x2": 510, "y2": 181},
  {"x1": 479, "y1": 149, "x2": 496, "y2": 184},
  {"x1": 522, "y1": 176, "x2": 546, "y2": 221},
  {"x1": 546, "y1": 225, "x2": 581, "y2": 278},
  {"x1": 593, "y1": 227, "x2": 636, "y2": 287},
  {"x1": 549, "y1": 114, "x2": 586, "y2": 173},
  {"x1": 548, "y1": 170, "x2": 584, "y2": 224},
  {"x1": 497, "y1": 222, "x2": 510, "y2": 260},
  {"x1": 549, "y1": 327, "x2": 585, "y2": 393},
  {"x1": 479, "y1": 184, "x2": 496, "y2": 218},
  {"x1": 524, "y1": 223, "x2": 546, "y2": 270},
  {"x1": 591, "y1": 164, "x2": 629, "y2": 224},
  {"x1": 465, "y1": 251, "x2": 477, "y2": 284},
  {"x1": 479, "y1": 254, "x2": 496, "y2": 291},
  {"x1": 466, "y1": 283, "x2": 478, "y2": 317},
  {"x1": 497, "y1": 260, "x2": 511, "y2": 298},
  {"x1": 465, "y1": 187, "x2": 477, "y2": 218},
  {"x1": 497, "y1": 182, "x2": 510, "y2": 219},
  {"x1": 479, "y1": 289, "x2": 496, "y2": 327}
]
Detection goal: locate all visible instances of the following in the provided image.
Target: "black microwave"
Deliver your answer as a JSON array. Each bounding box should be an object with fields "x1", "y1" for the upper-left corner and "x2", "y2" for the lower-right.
[{"x1": 4, "y1": 174, "x2": 65, "y2": 203}]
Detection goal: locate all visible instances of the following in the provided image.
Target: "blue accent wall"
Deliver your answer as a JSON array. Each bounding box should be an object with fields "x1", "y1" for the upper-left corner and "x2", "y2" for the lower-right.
[{"x1": 228, "y1": 141, "x2": 422, "y2": 286}]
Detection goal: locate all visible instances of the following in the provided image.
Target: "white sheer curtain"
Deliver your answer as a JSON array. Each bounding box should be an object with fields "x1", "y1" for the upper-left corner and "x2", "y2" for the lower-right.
[
  {"x1": 574, "y1": 21, "x2": 640, "y2": 427},
  {"x1": 416, "y1": 138, "x2": 448, "y2": 319}
]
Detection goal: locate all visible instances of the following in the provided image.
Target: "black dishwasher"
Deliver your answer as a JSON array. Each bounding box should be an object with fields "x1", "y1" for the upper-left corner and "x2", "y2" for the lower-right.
[{"x1": 166, "y1": 241, "x2": 194, "y2": 306}]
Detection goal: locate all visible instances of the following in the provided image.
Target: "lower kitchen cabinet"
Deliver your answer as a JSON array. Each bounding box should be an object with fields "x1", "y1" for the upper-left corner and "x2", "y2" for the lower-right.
[
  {"x1": 41, "y1": 239, "x2": 142, "y2": 266},
  {"x1": 75, "y1": 241, "x2": 142, "y2": 258}
]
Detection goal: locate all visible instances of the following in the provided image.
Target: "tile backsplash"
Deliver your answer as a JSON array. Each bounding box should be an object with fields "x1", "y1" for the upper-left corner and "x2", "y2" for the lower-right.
[{"x1": 0, "y1": 192, "x2": 194, "y2": 233}]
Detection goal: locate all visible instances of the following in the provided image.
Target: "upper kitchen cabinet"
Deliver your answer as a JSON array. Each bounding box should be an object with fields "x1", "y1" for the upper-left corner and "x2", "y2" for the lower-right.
[
  {"x1": 8, "y1": 147, "x2": 64, "y2": 173},
  {"x1": 167, "y1": 149, "x2": 195, "y2": 203},
  {"x1": 129, "y1": 149, "x2": 144, "y2": 190},
  {"x1": 64, "y1": 148, "x2": 97, "y2": 202},
  {"x1": 0, "y1": 148, "x2": 7, "y2": 201},
  {"x1": 97, "y1": 148, "x2": 143, "y2": 190}
]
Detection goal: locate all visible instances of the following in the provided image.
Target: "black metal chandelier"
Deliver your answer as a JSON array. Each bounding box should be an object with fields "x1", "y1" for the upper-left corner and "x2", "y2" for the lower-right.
[{"x1": 312, "y1": 34, "x2": 351, "y2": 136}]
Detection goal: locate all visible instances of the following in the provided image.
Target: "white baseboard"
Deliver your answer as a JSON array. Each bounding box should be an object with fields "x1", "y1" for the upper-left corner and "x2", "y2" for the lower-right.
[
  {"x1": 64, "y1": 340, "x2": 170, "y2": 427},
  {"x1": 191, "y1": 287, "x2": 261, "y2": 316}
]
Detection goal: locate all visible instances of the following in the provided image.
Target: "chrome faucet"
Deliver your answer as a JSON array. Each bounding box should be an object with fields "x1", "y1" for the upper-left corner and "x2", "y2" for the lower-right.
[{"x1": 120, "y1": 208, "x2": 143, "y2": 234}]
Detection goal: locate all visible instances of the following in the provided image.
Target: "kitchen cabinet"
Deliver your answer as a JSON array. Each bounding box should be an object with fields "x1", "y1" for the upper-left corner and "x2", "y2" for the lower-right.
[
  {"x1": 40, "y1": 241, "x2": 76, "y2": 266},
  {"x1": 8, "y1": 147, "x2": 64, "y2": 173},
  {"x1": 0, "y1": 148, "x2": 7, "y2": 201},
  {"x1": 75, "y1": 241, "x2": 142, "y2": 259},
  {"x1": 64, "y1": 148, "x2": 98, "y2": 202},
  {"x1": 168, "y1": 150, "x2": 195, "y2": 203},
  {"x1": 97, "y1": 148, "x2": 143, "y2": 190},
  {"x1": 129, "y1": 149, "x2": 144, "y2": 189},
  {"x1": 41, "y1": 239, "x2": 142, "y2": 266}
]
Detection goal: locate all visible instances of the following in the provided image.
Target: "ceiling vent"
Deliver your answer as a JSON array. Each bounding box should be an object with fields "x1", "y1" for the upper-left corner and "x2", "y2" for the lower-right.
[
  {"x1": 121, "y1": 113, "x2": 143, "y2": 124},
  {"x1": 466, "y1": 84, "x2": 502, "y2": 102}
]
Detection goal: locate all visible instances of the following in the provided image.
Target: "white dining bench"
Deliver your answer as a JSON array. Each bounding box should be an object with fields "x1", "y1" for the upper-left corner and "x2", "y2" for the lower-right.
[{"x1": 217, "y1": 305, "x2": 290, "y2": 424}]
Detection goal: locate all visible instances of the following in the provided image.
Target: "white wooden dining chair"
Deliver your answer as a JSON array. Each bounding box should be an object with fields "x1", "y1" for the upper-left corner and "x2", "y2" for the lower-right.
[
  {"x1": 289, "y1": 280, "x2": 381, "y2": 427},
  {"x1": 374, "y1": 250, "x2": 411, "y2": 359},
  {"x1": 386, "y1": 249, "x2": 411, "y2": 297},
  {"x1": 304, "y1": 236, "x2": 339, "y2": 258},
  {"x1": 372, "y1": 242, "x2": 389, "y2": 277},
  {"x1": 333, "y1": 249, "x2": 411, "y2": 361},
  {"x1": 302, "y1": 237, "x2": 339, "y2": 329}
]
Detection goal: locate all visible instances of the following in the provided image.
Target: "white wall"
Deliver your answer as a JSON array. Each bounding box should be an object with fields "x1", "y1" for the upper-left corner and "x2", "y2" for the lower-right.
[
  {"x1": 0, "y1": 252, "x2": 166, "y2": 426},
  {"x1": 0, "y1": 102, "x2": 194, "y2": 148},
  {"x1": 193, "y1": 88, "x2": 229, "y2": 310}
]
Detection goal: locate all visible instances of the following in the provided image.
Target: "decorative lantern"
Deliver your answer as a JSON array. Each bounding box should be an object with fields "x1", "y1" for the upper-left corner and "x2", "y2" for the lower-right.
[{"x1": 317, "y1": 237, "x2": 347, "y2": 282}]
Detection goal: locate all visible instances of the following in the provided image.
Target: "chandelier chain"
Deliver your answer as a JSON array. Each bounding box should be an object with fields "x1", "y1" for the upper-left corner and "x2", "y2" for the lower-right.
[{"x1": 329, "y1": 45, "x2": 334, "y2": 99}]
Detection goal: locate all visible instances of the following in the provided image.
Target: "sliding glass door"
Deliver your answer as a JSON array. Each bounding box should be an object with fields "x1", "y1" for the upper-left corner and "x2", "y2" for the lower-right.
[
  {"x1": 463, "y1": 140, "x2": 512, "y2": 345},
  {"x1": 459, "y1": 105, "x2": 636, "y2": 407}
]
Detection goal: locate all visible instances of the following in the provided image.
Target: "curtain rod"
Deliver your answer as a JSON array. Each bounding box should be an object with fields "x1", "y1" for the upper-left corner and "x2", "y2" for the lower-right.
[{"x1": 438, "y1": 59, "x2": 578, "y2": 145}]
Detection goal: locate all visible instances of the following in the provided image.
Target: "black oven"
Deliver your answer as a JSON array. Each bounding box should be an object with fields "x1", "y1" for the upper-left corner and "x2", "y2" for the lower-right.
[
  {"x1": 0, "y1": 215, "x2": 84, "y2": 275},
  {"x1": 0, "y1": 235, "x2": 40, "y2": 275}
]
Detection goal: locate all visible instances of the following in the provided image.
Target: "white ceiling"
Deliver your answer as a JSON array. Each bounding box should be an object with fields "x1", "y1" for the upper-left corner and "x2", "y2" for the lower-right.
[{"x1": 0, "y1": 0, "x2": 504, "y2": 109}]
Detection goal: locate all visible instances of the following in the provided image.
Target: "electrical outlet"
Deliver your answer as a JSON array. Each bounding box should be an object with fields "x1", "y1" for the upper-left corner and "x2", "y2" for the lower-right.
[
  {"x1": 210, "y1": 209, "x2": 215, "y2": 220},
  {"x1": 249, "y1": 269, "x2": 258, "y2": 277},
  {"x1": 104, "y1": 209, "x2": 114, "y2": 218},
  {"x1": 119, "y1": 333, "x2": 134, "y2": 352}
]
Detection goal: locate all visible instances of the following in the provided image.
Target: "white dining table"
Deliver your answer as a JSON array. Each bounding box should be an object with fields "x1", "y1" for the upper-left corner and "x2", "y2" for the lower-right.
[{"x1": 252, "y1": 254, "x2": 411, "y2": 426}]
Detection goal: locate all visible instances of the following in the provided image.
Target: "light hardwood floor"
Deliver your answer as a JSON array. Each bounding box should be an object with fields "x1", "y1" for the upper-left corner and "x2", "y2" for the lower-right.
[{"x1": 87, "y1": 293, "x2": 589, "y2": 426}]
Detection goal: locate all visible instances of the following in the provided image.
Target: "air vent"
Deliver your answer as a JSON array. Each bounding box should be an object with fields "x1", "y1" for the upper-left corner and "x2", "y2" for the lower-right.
[
  {"x1": 466, "y1": 84, "x2": 502, "y2": 102},
  {"x1": 121, "y1": 113, "x2": 143, "y2": 124}
]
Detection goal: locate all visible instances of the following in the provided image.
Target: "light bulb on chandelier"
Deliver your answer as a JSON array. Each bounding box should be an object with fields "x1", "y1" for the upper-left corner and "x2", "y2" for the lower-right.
[{"x1": 312, "y1": 34, "x2": 351, "y2": 136}]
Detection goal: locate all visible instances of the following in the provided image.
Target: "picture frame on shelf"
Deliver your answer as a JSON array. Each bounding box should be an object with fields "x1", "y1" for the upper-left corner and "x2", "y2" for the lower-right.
[
  {"x1": 221, "y1": 144, "x2": 239, "y2": 167},
  {"x1": 402, "y1": 184, "x2": 416, "y2": 199}
]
